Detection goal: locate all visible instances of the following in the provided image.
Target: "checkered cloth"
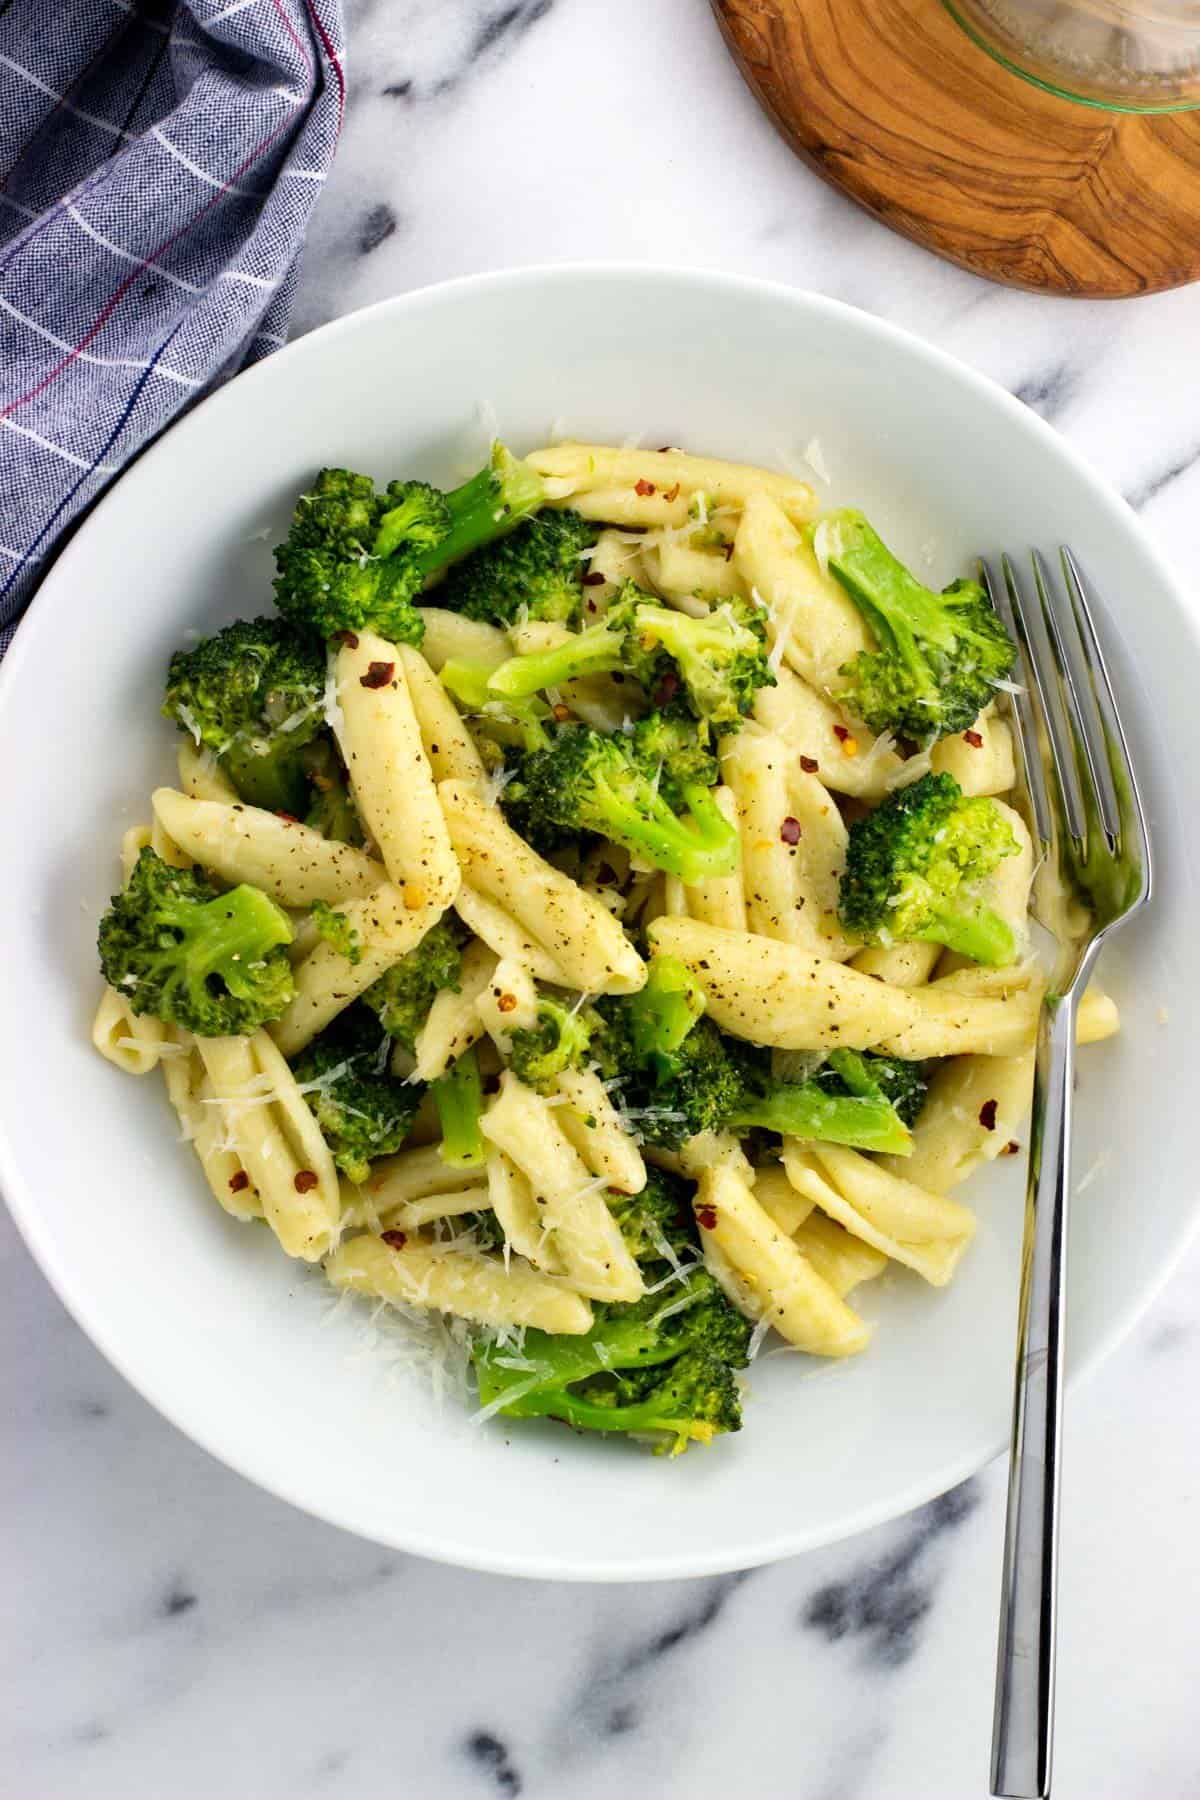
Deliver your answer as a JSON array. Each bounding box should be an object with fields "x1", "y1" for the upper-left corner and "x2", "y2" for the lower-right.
[{"x1": 0, "y1": 0, "x2": 344, "y2": 651}]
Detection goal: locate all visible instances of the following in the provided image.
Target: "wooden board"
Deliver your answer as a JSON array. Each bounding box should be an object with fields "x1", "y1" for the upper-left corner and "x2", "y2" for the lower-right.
[{"x1": 713, "y1": 0, "x2": 1200, "y2": 297}]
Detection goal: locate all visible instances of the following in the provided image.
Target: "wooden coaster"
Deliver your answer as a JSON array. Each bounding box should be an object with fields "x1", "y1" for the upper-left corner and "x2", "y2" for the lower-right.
[{"x1": 712, "y1": 0, "x2": 1200, "y2": 296}]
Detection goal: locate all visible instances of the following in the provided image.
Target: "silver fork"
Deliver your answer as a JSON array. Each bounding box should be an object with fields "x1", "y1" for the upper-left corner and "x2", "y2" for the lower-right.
[{"x1": 979, "y1": 549, "x2": 1152, "y2": 1799}]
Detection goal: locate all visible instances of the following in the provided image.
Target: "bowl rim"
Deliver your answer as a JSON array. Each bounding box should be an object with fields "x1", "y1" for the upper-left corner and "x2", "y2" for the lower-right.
[{"x1": 2, "y1": 262, "x2": 1197, "y2": 1580}]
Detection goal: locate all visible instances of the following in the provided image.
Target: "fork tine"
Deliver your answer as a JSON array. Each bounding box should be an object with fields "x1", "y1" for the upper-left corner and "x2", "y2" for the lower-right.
[
  {"x1": 1061, "y1": 548, "x2": 1153, "y2": 888},
  {"x1": 982, "y1": 558, "x2": 1054, "y2": 851},
  {"x1": 1035, "y1": 552, "x2": 1121, "y2": 848},
  {"x1": 1017, "y1": 553, "x2": 1088, "y2": 845}
]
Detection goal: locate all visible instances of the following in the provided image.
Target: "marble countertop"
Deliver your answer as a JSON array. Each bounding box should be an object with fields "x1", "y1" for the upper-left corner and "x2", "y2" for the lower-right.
[{"x1": 5, "y1": 3, "x2": 1200, "y2": 1796}]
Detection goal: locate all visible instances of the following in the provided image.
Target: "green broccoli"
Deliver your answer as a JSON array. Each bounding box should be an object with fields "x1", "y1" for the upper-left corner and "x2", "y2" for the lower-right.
[
  {"x1": 162, "y1": 616, "x2": 326, "y2": 814},
  {"x1": 291, "y1": 1004, "x2": 424, "y2": 1183},
  {"x1": 431, "y1": 1047, "x2": 486, "y2": 1170},
  {"x1": 815, "y1": 511, "x2": 1016, "y2": 744},
  {"x1": 361, "y1": 918, "x2": 465, "y2": 1049},
  {"x1": 97, "y1": 846, "x2": 294, "y2": 1036},
  {"x1": 820, "y1": 1049, "x2": 930, "y2": 1128},
  {"x1": 273, "y1": 444, "x2": 549, "y2": 644},
  {"x1": 302, "y1": 740, "x2": 364, "y2": 846},
  {"x1": 595, "y1": 958, "x2": 916, "y2": 1153},
  {"x1": 309, "y1": 899, "x2": 361, "y2": 964},
  {"x1": 472, "y1": 1255, "x2": 751, "y2": 1453},
  {"x1": 484, "y1": 589, "x2": 773, "y2": 733},
  {"x1": 501, "y1": 722, "x2": 738, "y2": 885},
  {"x1": 436, "y1": 509, "x2": 598, "y2": 628},
  {"x1": 839, "y1": 771, "x2": 1020, "y2": 966},
  {"x1": 507, "y1": 996, "x2": 596, "y2": 1093},
  {"x1": 607, "y1": 1163, "x2": 697, "y2": 1265}
]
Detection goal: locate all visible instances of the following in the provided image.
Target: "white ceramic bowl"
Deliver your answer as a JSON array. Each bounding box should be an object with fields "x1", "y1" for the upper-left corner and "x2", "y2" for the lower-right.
[{"x1": 1, "y1": 269, "x2": 1195, "y2": 1581}]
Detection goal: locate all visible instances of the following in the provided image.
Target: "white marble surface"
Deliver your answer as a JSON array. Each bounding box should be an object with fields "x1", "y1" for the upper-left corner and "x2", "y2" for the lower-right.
[{"x1": 5, "y1": 3, "x2": 1200, "y2": 1795}]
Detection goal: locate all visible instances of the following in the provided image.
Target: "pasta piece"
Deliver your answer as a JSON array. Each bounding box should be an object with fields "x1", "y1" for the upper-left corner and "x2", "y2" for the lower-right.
[
  {"x1": 271, "y1": 887, "x2": 452, "y2": 1056},
  {"x1": 722, "y1": 729, "x2": 825, "y2": 953},
  {"x1": 454, "y1": 886, "x2": 573, "y2": 985},
  {"x1": 151, "y1": 788, "x2": 386, "y2": 905},
  {"x1": 161, "y1": 1030, "x2": 261, "y2": 1221},
  {"x1": 585, "y1": 526, "x2": 648, "y2": 599},
  {"x1": 343, "y1": 1182, "x2": 493, "y2": 1234},
  {"x1": 881, "y1": 1050, "x2": 1035, "y2": 1194},
  {"x1": 639, "y1": 536, "x2": 746, "y2": 604},
  {"x1": 752, "y1": 664, "x2": 903, "y2": 798},
  {"x1": 507, "y1": 620, "x2": 572, "y2": 656},
  {"x1": 791, "y1": 1211, "x2": 888, "y2": 1299},
  {"x1": 683, "y1": 786, "x2": 747, "y2": 932},
  {"x1": 332, "y1": 630, "x2": 459, "y2": 908},
  {"x1": 1077, "y1": 985, "x2": 1120, "y2": 1044},
  {"x1": 648, "y1": 918, "x2": 1041, "y2": 1058},
  {"x1": 850, "y1": 942, "x2": 942, "y2": 988},
  {"x1": 733, "y1": 493, "x2": 871, "y2": 693},
  {"x1": 197, "y1": 1032, "x2": 339, "y2": 1261},
  {"x1": 395, "y1": 643, "x2": 486, "y2": 786},
  {"x1": 555, "y1": 1067, "x2": 647, "y2": 1196},
  {"x1": 341, "y1": 1142, "x2": 487, "y2": 1229},
  {"x1": 177, "y1": 739, "x2": 239, "y2": 804},
  {"x1": 480, "y1": 1073, "x2": 644, "y2": 1302},
  {"x1": 527, "y1": 443, "x2": 818, "y2": 528},
  {"x1": 476, "y1": 957, "x2": 539, "y2": 1052},
  {"x1": 783, "y1": 1142, "x2": 976, "y2": 1286},
  {"x1": 558, "y1": 675, "x2": 640, "y2": 734},
  {"x1": 487, "y1": 1148, "x2": 563, "y2": 1271},
  {"x1": 930, "y1": 705, "x2": 1016, "y2": 797},
  {"x1": 415, "y1": 606, "x2": 508, "y2": 672},
  {"x1": 695, "y1": 1153, "x2": 871, "y2": 1356},
  {"x1": 413, "y1": 938, "x2": 498, "y2": 1081},
  {"x1": 326, "y1": 1234, "x2": 592, "y2": 1335},
  {"x1": 749, "y1": 1163, "x2": 815, "y2": 1236},
  {"x1": 91, "y1": 984, "x2": 165, "y2": 1075},
  {"x1": 784, "y1": 758, "x2": 855, "y2": 961},
  {"x1": 440, "y1": 780, "x2": 646, "y2": 995}
]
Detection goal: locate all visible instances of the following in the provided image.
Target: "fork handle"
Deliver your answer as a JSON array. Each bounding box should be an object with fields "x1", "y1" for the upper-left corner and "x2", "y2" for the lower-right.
[{"x1": 991, "y1": 993, "x2": 1079, "y2": 1798}]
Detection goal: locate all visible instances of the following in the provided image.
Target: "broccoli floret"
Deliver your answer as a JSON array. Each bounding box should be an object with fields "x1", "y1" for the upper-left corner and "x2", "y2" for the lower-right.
[
  {"x1": 431, "y1": 1047, "x2": 486, "y2": 1170},
  {"x1": 815, "y1": 511, "x2": 1016, "y2": 744},
  {"x1": 483, "y1": 589, "x2": 772, "y2": 734},
  {"x1": 291, "y1": 1005, "x2": 424, "y2": 1183},
  {"x1": 508, "y1": 996, "x2": 595, "y2": 1093},
  {"x1": 472, "y1": 1258, "x2": 750, "y2": 1453},
  {"x1": 628, "y1": 708, "x2": 721, "y2": 814},
  {"x1": 97, "y1": 847, "x2": 294, "y2": 1036},
  {"x1": 272, "y1": 445, "x2": 549, "y2": 645},
  {"x1": 309, "y1": 899, "x2": 361, "y2": 964},
  {"x1": 437, "y1": 509, "x2": 597, "y2": 628},
  {"x1": 302, "y1": 740, "x2": 364, "y2": 846},
  {"x1": 361, "y1": 918, "x2": 465, "y2": 1050},
  {"x1": 725, "y1": 1048, "x2": 914, "y2": 1156},
  {"x1": 839, "y1": 771, "x2": 1020, "y2": 966},
  {"x1": 502, "y1": 722, "x2": 738, "y2": 884},
  {"x1": 162, "y1": 616, "x2": 326, "y2": 814},
  {"x1": 594, "y1": 996, "x2": 758, "y2": 1149},
  {"x1": 608, "y1": 1164, "x2": 697, "y2": 1266},
  {"x1": 819, "y1": 1049, "x2": 931, "y2": 1129}
]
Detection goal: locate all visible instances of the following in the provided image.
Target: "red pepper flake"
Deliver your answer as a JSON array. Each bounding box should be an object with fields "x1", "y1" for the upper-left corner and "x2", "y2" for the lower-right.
[
  {"x1": 979, "y1": 1099, "x2": 999, "y2": 1131},
  {"x1": 799, "y1": 755, "x2": 819, "y2": 774},
  {"x1": 963, "y1": 728, "x2": 984, "y2": 748},
  {"x1": 832, "y1": 724, "x2": 851, "y2": 743},
  {"x1": 360, "y1": 660, "x2": 395, "y2": 688},
  {"x1": 228, "y1": 1170, "x2": 250, "y2": 1194},
  {"x1": 662, "y1": 481, "x2": 681, "y2": 503},
  {"x1": 779, "y1": 815, "x2": 802, "y2": 845},
  {"x1": 381, "y1": 1229, "x2": 408, "y2": 1250},
  {"x1": 581, "y1": 570, "x2": 605, "y2": 587},
  {"x1": 634, "y1": 478, "x2": 656, "y2": 497},
  {"x1": 552, "y1": 702, "x2": 571, "y2": 722},
  {"x1": 1002, "y1": 1140, "x2": 1021, "y2": 1156},
  {"x1": 293, "y1": 1169, "x2": 319, "y2": 1193},
  {"x1": 652, "y1": 670, "x2": 680, "y2": 707},
  {"x1": 276, "y1": 811, "x2": 300, "y2": 824},
  {"x1": 330, "y1": 630, "x2": 359, "y2": 649},
  {"x1": 695, "y1": 1203, "x2": 719, "y2": 1231},
  {"x1": 585, "y1": 598, "x2": 598, "y2": 613},
  {"x1": 497, "y1": 992, "x2": 518, "y2": 1014}
]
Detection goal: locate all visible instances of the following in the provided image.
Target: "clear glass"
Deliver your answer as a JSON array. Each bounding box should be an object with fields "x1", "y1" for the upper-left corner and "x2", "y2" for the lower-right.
[{"x1": 943, "y1": 0, "x2": 1200, "y2": 109}]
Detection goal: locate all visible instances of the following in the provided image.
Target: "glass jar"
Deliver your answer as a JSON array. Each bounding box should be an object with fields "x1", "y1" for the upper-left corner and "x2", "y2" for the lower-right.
[{"x1": 942, "y1": 0, "x2": 1200, "y2": 109}]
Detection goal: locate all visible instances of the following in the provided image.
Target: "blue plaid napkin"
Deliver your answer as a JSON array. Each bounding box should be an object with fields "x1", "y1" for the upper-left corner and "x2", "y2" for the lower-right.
[{"x1": 0, "y1": 0, "x2": 345, "y2": 650}]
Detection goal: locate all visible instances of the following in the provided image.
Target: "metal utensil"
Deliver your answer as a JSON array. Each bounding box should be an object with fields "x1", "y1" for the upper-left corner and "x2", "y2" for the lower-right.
[{"x1": 982, "y1": 549, "x2": 1152, "y2": 1798}]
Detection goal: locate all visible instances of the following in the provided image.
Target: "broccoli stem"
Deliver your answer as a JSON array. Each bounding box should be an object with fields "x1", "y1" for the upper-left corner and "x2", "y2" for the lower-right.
[
  {"x1": 626, "y1": 955, "x2": 707, "y2": 1062},
  {"x1": 417, "y1": 448, "x2": 546, "y2": 577},
  {"x1": 726, "y1": 1085, "x2": 913, "y2": 1156},
  {"x1": 485, "y1": 623, "x2": 622, "y2": 699},
  {"x1": 918, "y1": 902, "x2": 1016, "y2": 967},
  {"x1": 589, "y1": 768, "x2": 739, "y2": 884},
  {"x1": 432, "y1": 1048, "x2": 487, "y2": 1169},
  {"x1": 502, "y1": 1382, "x2": 717, "y2": 1448}
]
